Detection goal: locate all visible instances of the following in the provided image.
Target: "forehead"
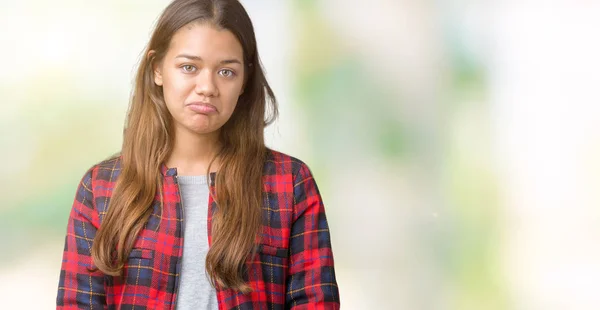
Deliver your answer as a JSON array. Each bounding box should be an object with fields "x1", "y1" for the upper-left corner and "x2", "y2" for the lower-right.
[{"x1": 167, "y1": 22, "x2": 244, "y2": 62}]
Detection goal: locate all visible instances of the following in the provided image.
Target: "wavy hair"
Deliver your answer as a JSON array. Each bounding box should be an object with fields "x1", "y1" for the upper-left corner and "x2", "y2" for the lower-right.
[{"x1": 91, "y1": 0, "x2": 277, "y2": 293}]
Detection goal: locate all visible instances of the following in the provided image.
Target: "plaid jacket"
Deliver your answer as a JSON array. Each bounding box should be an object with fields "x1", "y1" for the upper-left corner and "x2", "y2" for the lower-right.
[{"x1": 57, "y1": 150, "x2": 340, "y2": 309}]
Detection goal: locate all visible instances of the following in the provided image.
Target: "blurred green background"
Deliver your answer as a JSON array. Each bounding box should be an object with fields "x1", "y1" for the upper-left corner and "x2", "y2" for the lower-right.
[{"x1": 1, "y1": 1, "x2": 600, "y2": 309}]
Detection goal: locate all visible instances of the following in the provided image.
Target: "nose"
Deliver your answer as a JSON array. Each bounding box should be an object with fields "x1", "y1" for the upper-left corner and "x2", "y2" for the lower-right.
[{"x1": 194, "y1": 69, "x2": 218, "y2": 97}]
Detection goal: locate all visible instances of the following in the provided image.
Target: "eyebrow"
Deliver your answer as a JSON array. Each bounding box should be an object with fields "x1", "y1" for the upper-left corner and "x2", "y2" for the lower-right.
[{"x1": 175, "y1": 54, "x2": 242, "y2": 65}]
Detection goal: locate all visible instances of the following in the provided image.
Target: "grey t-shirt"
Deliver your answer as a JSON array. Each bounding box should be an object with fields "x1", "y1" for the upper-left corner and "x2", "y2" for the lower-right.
[{"x1": 175, "y1": 175, "x2": 219, "y2": 310}]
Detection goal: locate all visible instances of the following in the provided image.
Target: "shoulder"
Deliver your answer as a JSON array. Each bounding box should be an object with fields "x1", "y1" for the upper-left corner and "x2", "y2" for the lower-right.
[
  {"x1": 71, "y1": 155, "x2": 122, "y2": 218},
  {"x1": 79, "y1": 154, "x2": 123, "y2": 189},
  {"x1": 264, "y1": 148, "x2": 314, "y2": 182},
  {"x1": 91, "y1": 154, "x2": 122, "y2": 179}
]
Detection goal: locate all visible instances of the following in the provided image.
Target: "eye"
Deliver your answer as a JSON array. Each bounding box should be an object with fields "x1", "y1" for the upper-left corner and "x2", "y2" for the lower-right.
[
  {"x1": 218, "y1": 69, "x2": 236, "y2": 78},
  {"x1": 181, "y1": 65, "x2": 196, "y2": 73}
]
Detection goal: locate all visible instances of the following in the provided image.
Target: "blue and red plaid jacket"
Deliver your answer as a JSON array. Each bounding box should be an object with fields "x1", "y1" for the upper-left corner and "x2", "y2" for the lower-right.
[{"x1": 57, "y1": 150, "x2": 340, "y2": 309}]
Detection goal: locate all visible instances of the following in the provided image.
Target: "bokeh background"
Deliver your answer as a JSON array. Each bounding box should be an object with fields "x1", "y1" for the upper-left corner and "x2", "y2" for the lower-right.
[{"x1": 1, "y1": 0, "x2": 600, "y2": 309}]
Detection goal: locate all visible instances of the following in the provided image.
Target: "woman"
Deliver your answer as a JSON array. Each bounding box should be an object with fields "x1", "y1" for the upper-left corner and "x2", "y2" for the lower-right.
[{"x1": 56, "y1": 0, "x2": 340, "y2": 309}]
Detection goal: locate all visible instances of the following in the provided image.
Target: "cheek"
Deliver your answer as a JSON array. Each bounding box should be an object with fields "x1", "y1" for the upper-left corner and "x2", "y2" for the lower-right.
[
  {"x1": 163, "y1": 72, "x2": 193, "y2": 100},
  {"x1": 227, "y1": 81, "x2": 244, "y2": 101},
  {"x1": 221, "y1": 86, "x2": 243, "y2": 112}
]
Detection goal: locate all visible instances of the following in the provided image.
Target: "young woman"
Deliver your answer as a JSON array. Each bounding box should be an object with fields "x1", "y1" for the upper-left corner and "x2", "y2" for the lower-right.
[{"x1": 56, "y1": 0, "x2": 340, "y2": 309}]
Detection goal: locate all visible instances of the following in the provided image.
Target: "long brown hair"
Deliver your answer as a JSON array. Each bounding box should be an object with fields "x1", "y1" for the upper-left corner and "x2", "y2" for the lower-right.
[{"x1": 91, "y1": 0, "x2": 277, "y2": 293}]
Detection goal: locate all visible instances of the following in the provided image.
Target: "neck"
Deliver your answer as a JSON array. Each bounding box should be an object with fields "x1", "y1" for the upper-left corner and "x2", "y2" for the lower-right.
[{"x1": 165, "y1": 127, "x2": 222, "y2": 176}]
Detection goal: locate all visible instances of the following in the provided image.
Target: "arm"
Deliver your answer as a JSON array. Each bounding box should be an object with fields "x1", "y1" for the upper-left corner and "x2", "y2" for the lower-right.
[
  {"x1": 286, "y1": 162, "x2": 340, "y2": 310},
  {"x1": 57, "y1": 168, "x2": 107, "y2": 309}
]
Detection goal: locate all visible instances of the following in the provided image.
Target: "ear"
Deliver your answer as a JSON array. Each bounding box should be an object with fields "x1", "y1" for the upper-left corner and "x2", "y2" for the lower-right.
[{"x1": 148, "y1": 50, "x2": 163, "y2": 86}]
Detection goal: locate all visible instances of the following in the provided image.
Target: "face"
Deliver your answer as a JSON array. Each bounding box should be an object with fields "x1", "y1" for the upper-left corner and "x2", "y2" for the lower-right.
[{"x1": 153, "y1": 22, "x2": 245, "y2": 137}]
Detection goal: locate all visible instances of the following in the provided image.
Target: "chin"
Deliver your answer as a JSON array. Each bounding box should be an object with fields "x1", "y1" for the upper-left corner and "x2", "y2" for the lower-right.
[
  {"x1": 187, "y1": 124, "x2": 220, "y2": 135},
  {"x1": 190, "y1": 127, "x2": 216, "y2": 135}
]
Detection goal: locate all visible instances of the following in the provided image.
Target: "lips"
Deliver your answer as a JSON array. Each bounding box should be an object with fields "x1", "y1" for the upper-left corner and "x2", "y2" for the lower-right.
[{"x1": 186, "y1": 102, "x2": 217, "y2": 114}]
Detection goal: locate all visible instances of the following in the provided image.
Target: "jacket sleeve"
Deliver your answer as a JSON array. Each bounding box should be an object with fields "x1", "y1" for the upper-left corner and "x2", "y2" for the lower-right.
[
  {"x1": 286, "y1": 162, "x2": 340, "y2": 309},
  {"x1": 57, "y1": 168, "x2": 107, "y2": 309}
]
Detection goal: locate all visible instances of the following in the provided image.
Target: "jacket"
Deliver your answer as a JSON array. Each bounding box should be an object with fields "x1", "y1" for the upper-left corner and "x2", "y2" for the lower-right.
[{"x1": 57, "y1": 150, "x2": 340, "y2": 309}]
